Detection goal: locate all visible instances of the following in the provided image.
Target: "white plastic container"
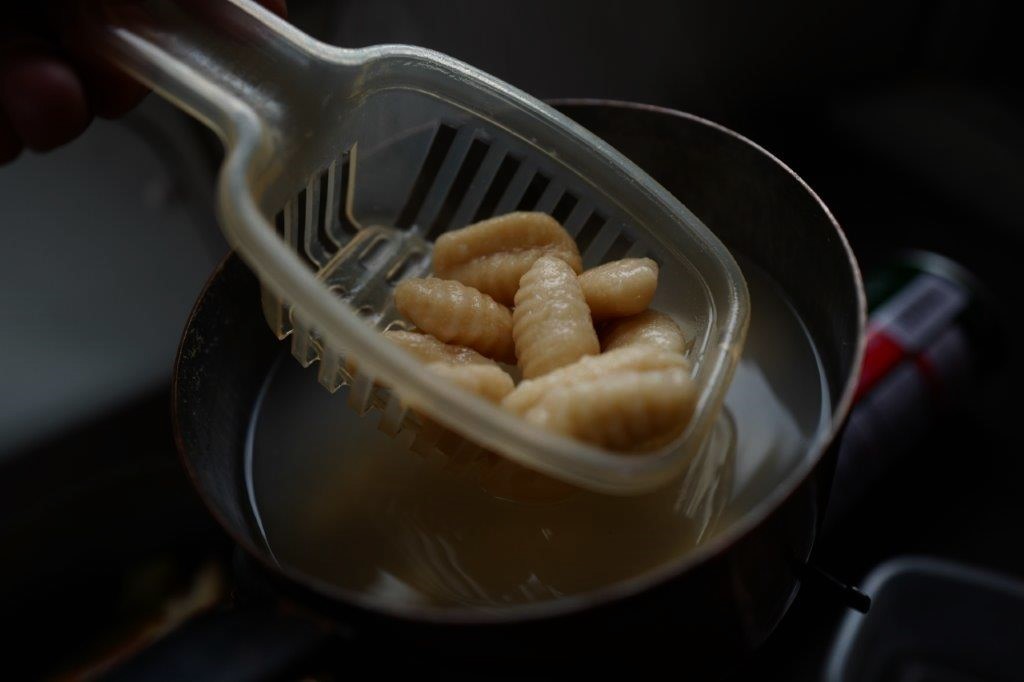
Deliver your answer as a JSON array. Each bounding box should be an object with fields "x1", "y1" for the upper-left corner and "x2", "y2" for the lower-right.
[{"x1": 93, "y1": 0, "x2": 749, "y2": 494}]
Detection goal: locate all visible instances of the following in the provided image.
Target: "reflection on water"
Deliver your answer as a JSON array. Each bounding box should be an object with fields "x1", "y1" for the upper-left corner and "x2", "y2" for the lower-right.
[{"x1": 246, "y1": 261, "x2": 828, "y2": 609}]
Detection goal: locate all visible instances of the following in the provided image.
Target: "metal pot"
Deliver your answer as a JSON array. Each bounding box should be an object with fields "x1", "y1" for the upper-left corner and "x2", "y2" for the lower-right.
[{"x1": 122, "y1": 101, "x2": 864, "y2": 678}]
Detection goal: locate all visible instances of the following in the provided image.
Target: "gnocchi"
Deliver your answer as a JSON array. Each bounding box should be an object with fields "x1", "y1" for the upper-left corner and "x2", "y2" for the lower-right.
[
  {"x1": 433, "y1": 212, "x2": 582, "y2": 305},
  {"x1": 578, "y1": 258, "x2": 658, "y2": 320},
  {"x1": 512, "y1": 255, "x2": 600, "y2": 379},
  {"x1": 381, "y1": 331, "x2": 513, "y2": 402},
  {"x1": 502, "y1": 346, "x2": 688, "y2": 416},
  {"x1": 394, "y1": 277, "x2": 515, "y2": 363},
  {"x1": 424, "y1": 362, "x2": 514, "y2": 403},
  {"x1": 600, "y1": 309, "x2": 688, "y2": 355},
  {"x1": 522, "y1": 367, "x2": 696, "y2": 451},
  {"x1": 382, "y1": 330, "x2": 494, "y2": 366},
  {"x1": 377, "y1": 211, "x2": 699, "y2": 457}
]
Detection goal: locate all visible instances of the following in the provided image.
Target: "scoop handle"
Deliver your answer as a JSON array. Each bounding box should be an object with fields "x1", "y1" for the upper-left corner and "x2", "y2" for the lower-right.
[
  {"x1": 90, "y1": 0, "x2": 325, "y2": 144},
  {"x1": 87, "y1": 0, "x2": 380, "y2": 380}
]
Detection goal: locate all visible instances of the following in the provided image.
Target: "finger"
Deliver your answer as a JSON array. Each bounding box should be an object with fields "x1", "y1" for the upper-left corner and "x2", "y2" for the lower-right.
[
  {"x1": 79, "y1": 59, "x2": 149, "y2": 120},
  {"x1": 0, "y1": 110, "x2": 24, "y2": 164},
  {"x1": 58, "y1": 29, "x2": 148, "y2": 119},
  {"x1": 0, "y1": 48, "x2": 91, "y2": 152},
  {"x1": 43, "y1": 0, "x2": 148, "y2": 119}
]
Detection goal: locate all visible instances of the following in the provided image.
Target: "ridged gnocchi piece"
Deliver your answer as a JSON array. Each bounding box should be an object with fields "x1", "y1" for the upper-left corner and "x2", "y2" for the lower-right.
[
  {"x1": 424, "y1": 362, "x2": 514, "y2": 403},
  {"x1": 502, "y1": 346, "x2": 689, "y2": 416},
  {"x1": 394, "y1": 278, "x2": 515, "y2": 363},
  {"x1": 433, "y1": 212, "x2": 582, "y2": 305},
  {"x1": 512, "y1": 255, "x2": 599, "y2": 379},
  {"x1": 522, "y1": 367, "x2": 696, "y2": 451},
  {"x1": 578, "y1": 258, "x2": 659, "y2": 320},
  {"x1": 600, "y1": 309, "x2": 688, "y2": 355},
  {"x1": 380, "y1": 332, "x2": 513, "y2": 402},
  {"x1": 382, "y1": 330, "x2": 493, "y2": 366}
]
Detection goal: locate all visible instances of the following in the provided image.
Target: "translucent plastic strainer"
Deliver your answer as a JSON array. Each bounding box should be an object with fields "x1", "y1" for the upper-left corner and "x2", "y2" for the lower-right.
[{"x1": 95, "y1": 0, "x2": 749, "y2": 494}]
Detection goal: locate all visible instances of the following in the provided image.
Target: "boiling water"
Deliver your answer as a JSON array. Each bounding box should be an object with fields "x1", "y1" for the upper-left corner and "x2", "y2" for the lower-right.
[{"x1": 246, "y1": 262, "x2": 829, "y2": 610}]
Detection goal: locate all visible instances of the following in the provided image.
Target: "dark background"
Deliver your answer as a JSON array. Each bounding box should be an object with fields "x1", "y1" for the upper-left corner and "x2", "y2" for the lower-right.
[{"x1": 1, "y1": 1, "x2": 1022, "y2": 678}]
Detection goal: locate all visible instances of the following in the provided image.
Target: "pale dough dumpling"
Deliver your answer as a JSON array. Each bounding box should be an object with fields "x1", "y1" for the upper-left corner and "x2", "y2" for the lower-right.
[
  {"x1": 522, "y1": 367, "x2": 696, "y2": 451},
  {"x1": 503, "y1": 346, "x2": 689, "y2": 416},
  {"x1": 600, "y1": 309, "x2": 688, "y2": 355},
  {"x1": 382, "y1": 330, "x2": 494, "y2": 366},
  {"x1": 381, "y1": 331, "x2": 513, "y2": 403},
  {"x1": 578, "y1": 258, "x2": 658, "y2": 320},
  {"x1": 433, "y1": 212, "x2": 582, "y2": 305},
  {"x1": 425, "y1": 362, "x2": 514, "y2": 403},
  {"x1": 512, "y1": 255, "x2": 599, "y2": 379},
  {"x1": 394, "y1": 278, "x2": 515, "y2": 363}
]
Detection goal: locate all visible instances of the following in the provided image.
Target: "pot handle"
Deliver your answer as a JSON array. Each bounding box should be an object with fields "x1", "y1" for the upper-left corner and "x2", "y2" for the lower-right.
[{"x1": 103, "y1": 601, "x2": 333, "y2": 682}]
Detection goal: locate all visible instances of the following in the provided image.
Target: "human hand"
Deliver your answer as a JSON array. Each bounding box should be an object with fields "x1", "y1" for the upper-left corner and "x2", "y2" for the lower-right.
[{"x1": 0, "y1": 0, "x2": 287, "y2": 164}]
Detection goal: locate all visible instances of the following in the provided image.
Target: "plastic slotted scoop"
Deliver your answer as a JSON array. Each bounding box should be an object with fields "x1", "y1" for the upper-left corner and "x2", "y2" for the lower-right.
[{"x1": 95, "y1": 0, "x2": 749, "y2": 494}]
